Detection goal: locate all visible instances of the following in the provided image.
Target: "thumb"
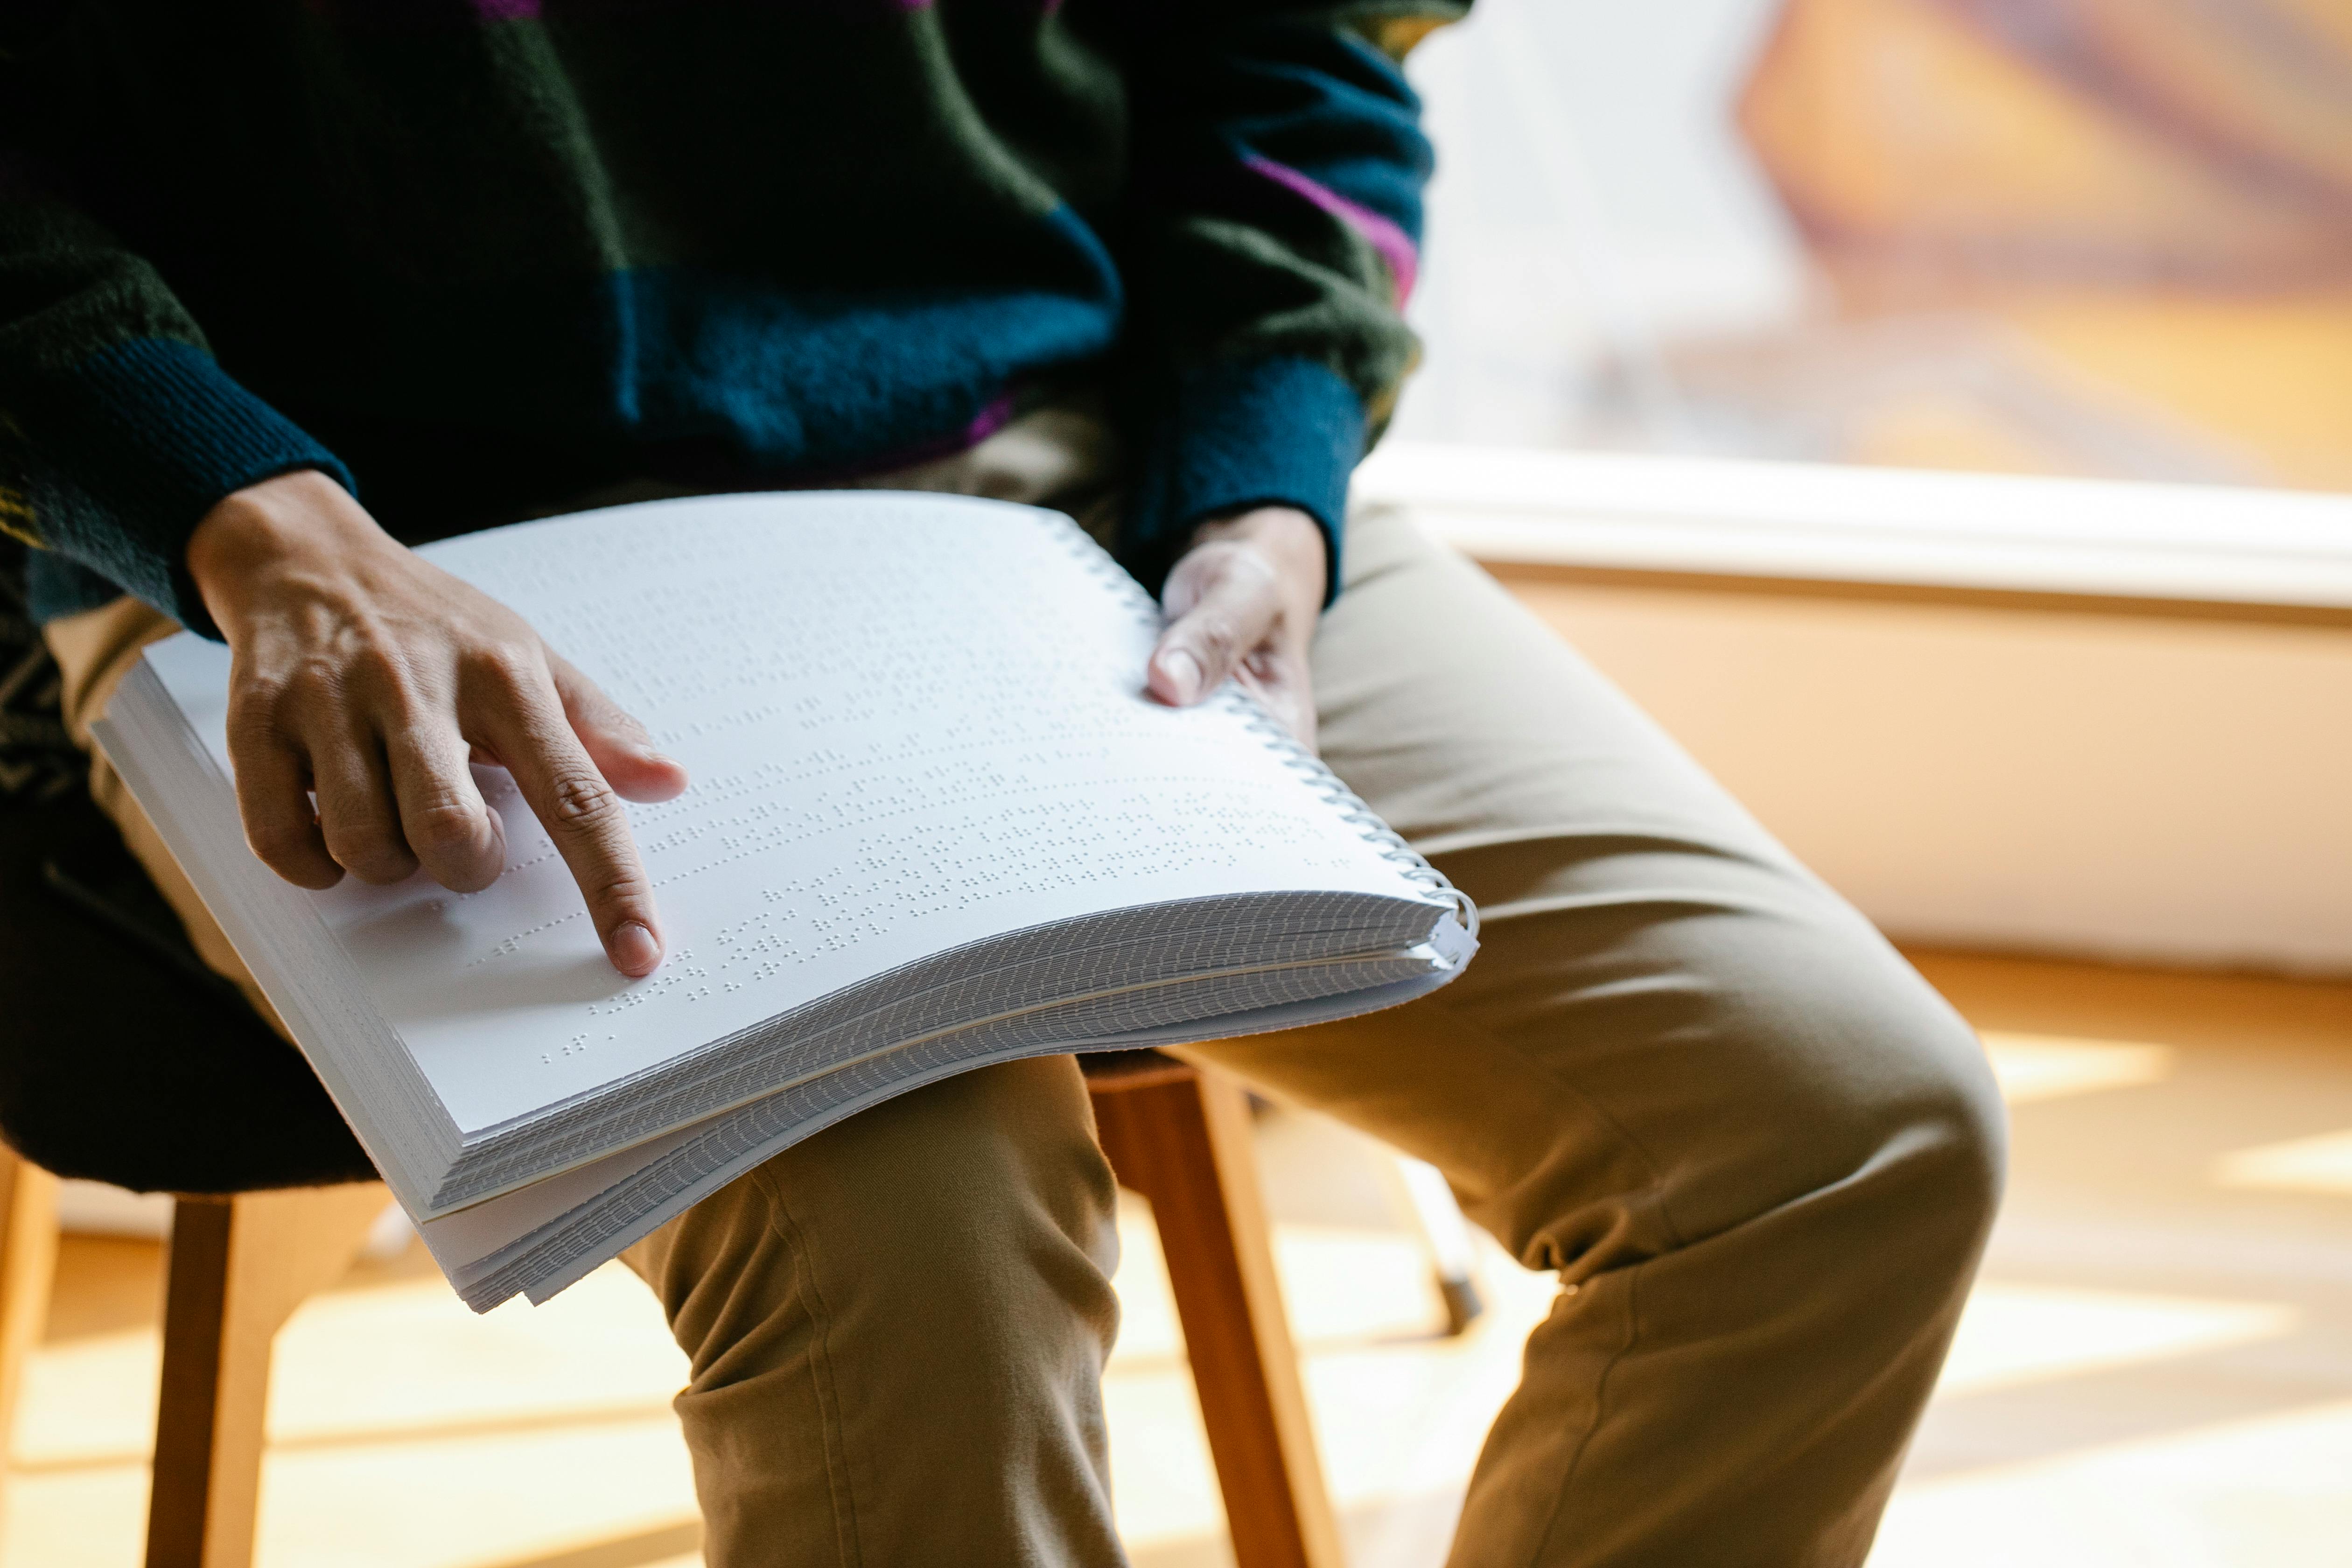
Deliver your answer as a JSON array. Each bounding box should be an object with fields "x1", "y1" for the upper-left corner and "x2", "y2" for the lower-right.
[
  {"x1": 546, "y1": 652, "x2": 691, "y2": 803},
  {"x1": 1148, "y1": 545, "x2": 1280, "y2": 707}
]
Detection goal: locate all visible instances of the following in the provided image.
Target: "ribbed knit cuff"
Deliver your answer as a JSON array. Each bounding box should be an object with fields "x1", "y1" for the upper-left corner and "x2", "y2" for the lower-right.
[
  {"x1": 18, "y1": 336, "x2": 354, "y2": 637},
  {"x1": 1122, "y1": 355, "x2": 1365, "y2": 606}
]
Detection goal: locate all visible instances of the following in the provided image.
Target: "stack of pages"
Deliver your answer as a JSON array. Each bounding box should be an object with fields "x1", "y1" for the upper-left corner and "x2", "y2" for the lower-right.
[{"x1": 95, "y1": 492, "x2": 1477, "y2": 1309}]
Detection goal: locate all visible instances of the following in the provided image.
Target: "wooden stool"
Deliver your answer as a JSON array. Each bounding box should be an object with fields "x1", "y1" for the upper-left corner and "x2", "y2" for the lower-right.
[
  {"x1": 0, "y1": 786, "x2": 1341, "y2": 1565},
  {"x1": 0, "y1": 1049, "x2": 1343, "y2": 1568},
  {"x1": 1085, "y1": 1050, "x2": 1344, "y2": 1568}
]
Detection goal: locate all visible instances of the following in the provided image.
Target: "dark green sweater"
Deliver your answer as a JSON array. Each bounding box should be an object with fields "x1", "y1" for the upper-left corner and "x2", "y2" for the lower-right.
[{"x1": 0, "y1": 0, "x2": 1462, "y2": 635}]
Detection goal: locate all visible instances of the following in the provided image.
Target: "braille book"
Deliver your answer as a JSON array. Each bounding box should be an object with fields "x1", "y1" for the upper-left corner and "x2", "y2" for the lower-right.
[{"x1": 93, "y1": 492, "x2": 1477, "y2": 1310}]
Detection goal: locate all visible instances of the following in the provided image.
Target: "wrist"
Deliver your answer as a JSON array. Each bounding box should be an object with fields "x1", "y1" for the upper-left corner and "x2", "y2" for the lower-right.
[{"x1": 187, "y1": 469, "x2": 392, "y2": 631}]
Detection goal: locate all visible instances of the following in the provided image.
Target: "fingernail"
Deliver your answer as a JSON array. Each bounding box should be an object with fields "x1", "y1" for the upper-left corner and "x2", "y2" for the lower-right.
[
  {"x1": 1159, "y1": 649, "x2": 1204, "y2": 704},
  {"x1": 610, "y1": 920, "x2": 662, "y2": 975}
]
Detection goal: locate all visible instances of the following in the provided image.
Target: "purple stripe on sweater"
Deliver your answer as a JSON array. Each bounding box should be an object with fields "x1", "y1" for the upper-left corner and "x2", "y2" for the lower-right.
[
  {"x1": 954, "y1": 392, "x2": 1018, "y2": 448},
  {"x1": 1243, "y1": 154, "x2": 1419, "y2": 304}
]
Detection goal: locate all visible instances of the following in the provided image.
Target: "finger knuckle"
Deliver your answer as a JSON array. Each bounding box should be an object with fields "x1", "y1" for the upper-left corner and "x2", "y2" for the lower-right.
[
  {"x1": 1193, "y1": 616, "x2": 1244, "y2": 660},
  {"x1": 229, "y1": 667, "x2": 289, "y2": 718},
  {"x1": 588, "y1": 870, "x2": 650, "y2": 911},
  {"x1": 225, "y1": 700, "x2": 287, "y2": 756},
  {"x1": 463, "y1": 640, "x2": 543, "y2": 693},
  {"x1": 603, "y1": 704, "x2": 654, "y2": 742},
  {"x1": 338, "y1": 840, "x2": 420, "y2": 885},
  {"x1": 246, "y1": 819, "x2": 316, "y2": 869},
  {"x1": 279, "y1": 657, "x2": 343, "y2": 709},
  {"x1": 549, "y1": 770, "x2": 619, "y2": 827},
  {"x1": 345, "y1": 641, "x2": 411, "y2": 693},
  {"x1": 318, "y1": 806, "x2": 406, "y2": 874},
  {"x1": 407, "y1": 792, "x2": 485, "y2": 857}
]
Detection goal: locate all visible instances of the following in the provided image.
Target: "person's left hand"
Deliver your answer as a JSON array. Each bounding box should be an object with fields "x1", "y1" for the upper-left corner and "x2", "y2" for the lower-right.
[{"x1": 1146, "y1": 505, "x2": 1327, "y2": 748}]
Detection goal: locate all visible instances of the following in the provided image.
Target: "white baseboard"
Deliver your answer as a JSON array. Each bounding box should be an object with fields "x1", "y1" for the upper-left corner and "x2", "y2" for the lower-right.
[{"x1": 1356, "y1": 442, "x2": 2352, "y2": 613}]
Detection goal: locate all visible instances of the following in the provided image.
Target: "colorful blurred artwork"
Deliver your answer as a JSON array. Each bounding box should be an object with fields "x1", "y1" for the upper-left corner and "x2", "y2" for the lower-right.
[
  {"x1": 1394, "y1": 0, "x2": 2352, "y2": 494},
  {"x1": 1733, "y1": 0, "x2": 2352, "y2": 490}
]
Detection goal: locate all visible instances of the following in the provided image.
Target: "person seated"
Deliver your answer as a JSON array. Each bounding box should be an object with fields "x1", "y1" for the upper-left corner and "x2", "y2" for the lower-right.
[{"x1": 0, "y1": 4, "x2": 2002, "y2": 1563}]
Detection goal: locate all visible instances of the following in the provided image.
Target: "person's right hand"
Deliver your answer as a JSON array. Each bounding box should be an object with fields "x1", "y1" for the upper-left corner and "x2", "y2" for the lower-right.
[{"x1": 184, "y1": 469, "x2": 688, "y2": 977}]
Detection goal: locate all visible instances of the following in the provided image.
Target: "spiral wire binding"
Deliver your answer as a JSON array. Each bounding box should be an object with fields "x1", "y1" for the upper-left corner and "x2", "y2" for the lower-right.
[{"x1": 1052, "y1": 514, "x2": 1481, "y2": 949}]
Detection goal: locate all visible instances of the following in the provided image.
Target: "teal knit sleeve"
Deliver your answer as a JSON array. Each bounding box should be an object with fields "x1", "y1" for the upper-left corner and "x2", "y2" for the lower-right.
[
  {"x1": 0, "y1": 181, "x2": 353, "y2": 639},
  {"x1": 1094, "y1": 0, "x2": 1468, "y2": 602}
]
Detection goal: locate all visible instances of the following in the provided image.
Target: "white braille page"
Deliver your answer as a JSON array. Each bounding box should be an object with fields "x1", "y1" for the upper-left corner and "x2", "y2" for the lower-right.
[{"x1": 141, "y1": 493, "x2": 1435, "y2": 1136}]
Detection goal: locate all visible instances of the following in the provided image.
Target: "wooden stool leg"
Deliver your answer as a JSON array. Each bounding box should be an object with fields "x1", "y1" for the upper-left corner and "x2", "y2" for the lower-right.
[
  {"x1": 0, "y1": 1146, "x2": 58, "y2": 1543},
  {"x1": 146, "y1": 1183, "x2": 390, "y2": 1568},
  {"x1": 1092, "y1": 1066, "x2": 1345, "y2": 1568}
]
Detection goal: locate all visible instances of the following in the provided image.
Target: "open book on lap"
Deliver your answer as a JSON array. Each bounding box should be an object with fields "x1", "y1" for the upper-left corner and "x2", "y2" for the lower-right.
[{"x1": 94, "y1": 492, "x2": 1477, "y2": 1310}]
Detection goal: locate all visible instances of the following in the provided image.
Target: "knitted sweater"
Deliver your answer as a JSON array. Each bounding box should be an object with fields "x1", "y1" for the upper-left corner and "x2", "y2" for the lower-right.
[{"x1": 0, "y1": 0, "x2": 1462, "y2": 637}]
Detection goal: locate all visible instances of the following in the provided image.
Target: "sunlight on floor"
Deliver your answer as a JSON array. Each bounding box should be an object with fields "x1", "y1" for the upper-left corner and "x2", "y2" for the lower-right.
[
  {"x1": 1980, "y1": 1032, "x2": 2175, "y2": 1105},
  {"x1": 6, "y1": 948, "x2": 2352, "y2": 1566},
  {"x1": 1934, "y1": 1283, "x2": 2296, "y2": 1399},
  {"x1": 7, "y1": 1260, "x2": 701, "y2": 1568},
  {"x1": 1874, "y1": 1400, "x2": 2352, "y2": 1568},
  {"x1": 2213, "y1": 1130, "x2": 2352, "y2": 1198}
]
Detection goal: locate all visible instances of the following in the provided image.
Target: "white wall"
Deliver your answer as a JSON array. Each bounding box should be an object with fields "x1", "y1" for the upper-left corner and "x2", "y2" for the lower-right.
[{"x1": 1355, "y1": 446, "x2": 2352, "y2": 976}]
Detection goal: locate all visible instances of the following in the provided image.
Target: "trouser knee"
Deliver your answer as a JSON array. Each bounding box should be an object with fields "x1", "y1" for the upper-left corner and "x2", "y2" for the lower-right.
[
  {"x1": 1492, "y1": 937, "x2": 2008, "y2": 1301},
  {"x1": 1716, "y1": 973, "x2": 2009, "y2": 1307}
]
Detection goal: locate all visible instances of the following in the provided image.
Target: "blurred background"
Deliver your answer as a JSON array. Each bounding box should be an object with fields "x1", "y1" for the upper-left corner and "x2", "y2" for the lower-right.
[
  {"x1": 8, "y1": 4, "x2": 2352, "y2": 1566},
  {"x1": 1392, "y1": 0, "x2": 2352, "y2": 492}
]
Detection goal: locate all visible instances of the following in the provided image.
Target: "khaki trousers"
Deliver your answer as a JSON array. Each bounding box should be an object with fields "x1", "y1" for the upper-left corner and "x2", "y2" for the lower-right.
[{"x1": 48, "y1": 415, "x2": 2003, "y2": 1568}]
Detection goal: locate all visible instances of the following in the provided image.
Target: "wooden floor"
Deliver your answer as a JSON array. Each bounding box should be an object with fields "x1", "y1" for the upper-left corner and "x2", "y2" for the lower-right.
[
  {"x1": 1876, "y1": 952, "x2": 2352, "y2": 1567},
  {"x1": 7, "y1": 948, "x2": 2352, "y2": 1567}
]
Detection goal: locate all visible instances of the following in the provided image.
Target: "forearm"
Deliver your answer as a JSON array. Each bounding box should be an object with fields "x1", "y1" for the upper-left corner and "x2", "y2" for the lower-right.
[
  {"x1": 1090, "y1": 0, "x2": 1460, "y2": 599},
  {"x1": 0, "y1": 189, "x2": 349, "y2": 634}
]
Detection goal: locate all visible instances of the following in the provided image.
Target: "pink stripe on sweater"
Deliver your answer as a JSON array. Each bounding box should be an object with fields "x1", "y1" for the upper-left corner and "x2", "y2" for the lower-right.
[{"x1": 1243, "y1": 154, "x2": 1419, "y2": 304}]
